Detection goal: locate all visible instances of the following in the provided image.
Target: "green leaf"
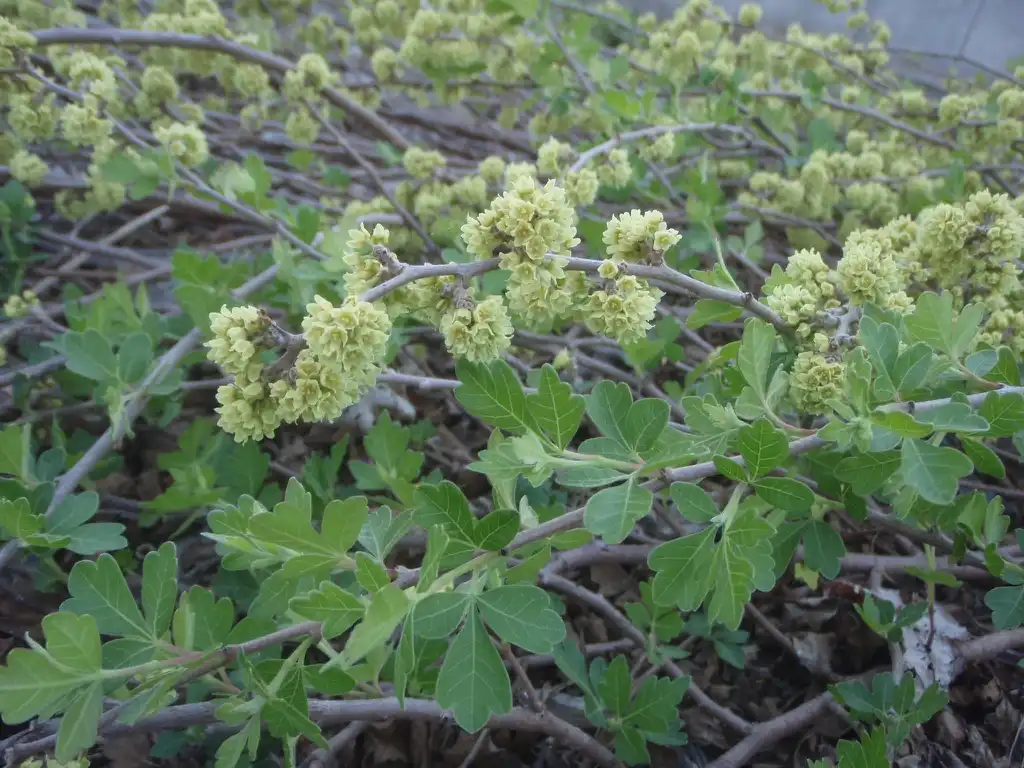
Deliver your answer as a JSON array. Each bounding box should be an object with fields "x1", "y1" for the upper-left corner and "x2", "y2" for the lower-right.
[
  {"x1": 455, "y1": 359, "x2": 535, "y2": 434},
  {"x1": 905, "y1": 292, "x2": 982, "y2": 360},
  {"x1": 858, "y1": 316, "x2": 900, "y2": 400},
  {"x1": 802, "y1": 520, "x2": 845, "y2": 579},
  {"x1": 477, "y1": 585, "x2": 566, "y2": 653},
  {"x1": 63, "y1": 553, "x2": 150, "y2": 639},
  {"x1": 737, "y1": 319, "x2": 777, "y2": 403},
  {"x1": 980, "y1": 392, "x2": 1024, "y2": 437},
  {"x1": 961, "y1": 438, "x2": 1005, "y2": 479},
  {"x1": 0, "y1": 613, "x2": 103, "y2": 724},
  {"x1": 264, "y1": 668, "x2": 328, "y2": 748},
  {"x1": 900, "y1": 439, "x2": 973, "y2": 505},
  {"x1": 603, "y1": 89, "x2": 641, "y2": 119},
  {"x1": 624, "y1": 674, "x2": 688, "y2": 732},
  {"x1": 834, "y1": 451, "x2": 901, "y2": 496},
  {"x1": 172, "y1": 586, "x2": 234, "y2": 651},
  {"x1": 359, "y1": 506, "x2": 413, "y2": 563},
  {"x1": 892, "y1": 343, "x2": 934, "y2": 394},
  {"x1": 736, "y1": 420, "x2": 788, "y2": 478},
  {"x1": 337, "y1": 584, "x2": 409, "y2": 667},
  {"x1": 473, "y1": 509, "x2": 519, "y2": 551},
  {"x1": 355, "y1": 552, "x2": 391, "y2": 592},
  {"x1": 599, "y1": 655, "x2": 631, "y2": 716},
  {"x1": 321, "y1": 496, "x2": 369, "y2": 555},
  {"x1": 669, "y1": 482, "x2": 718, "y2": 523},
  {"x1": 585, "y1": 381, "x2": 668, "y2": 456},
  {"x1": 753, "y1": 477, "x2": 814, "y2": 513},
  {"x1": 117, "y1": 332, "x2": 154, "y2": 384},
  {"x1": 412, "y1": 593, "x2": 471, "y2": 639},
  {"x1": 414, "y1": 481, "x2": 476, "y2": 544},
  {"x1": 55, "y1": 682, "x2": 104, "y2": 762},
  {"x1": 708, "y1": 511, "x2": 776, "y2": 629},
  {"x1": 686, "y1": 299, "x2": 742, "y2": 330},
  {"x1": 584, "y1": 478, "x2": 653, "y2": 544},
  {"x1": 649, "y1": 527, "x2": 717, "y2": 614},
  {"x1": 142, "y1": 542, "x2": 177, "y2": 639},
  {"x1": 915, "y1": 402, "x2": 989, "y2": 433},
  {"x1": 436, "y1": 606, "x2": 512, "y2": 732},
  {"x1": 871, "y1": 411, "x2": 932, "y2": 439},
  {"x1": 986, "y1": 585, "x2": 1024, "y2": 629},
  {"x1": 63, "y1": 329, "x2": 119, "y2": 382},
  {"x1": 0, "y1": 424, "x2": 27, "y2": 478},
  {"x1": 0, "y1": 497, "x2": 42, "y2": 539},
  {"x1": 527, "y1": 365, "x2": 585, "y2": 449},
  {"x1": 713, "y1": 455, "x2": 748, "y2": 483},
  {"x1": 987, "y1": 346, "x2": 1020, "y2": 385},
  {"x1": 289, "y1": 582, "x2": 365, "y2": 639}
]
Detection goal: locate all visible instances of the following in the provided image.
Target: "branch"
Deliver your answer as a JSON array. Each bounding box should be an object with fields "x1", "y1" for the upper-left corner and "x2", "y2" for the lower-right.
[
  {"x1": 9, "y1": 699, "x2": 619, "y2": 768},
  {"x1": 29, "y1": 28, "x2": 408, "y2": 149}
]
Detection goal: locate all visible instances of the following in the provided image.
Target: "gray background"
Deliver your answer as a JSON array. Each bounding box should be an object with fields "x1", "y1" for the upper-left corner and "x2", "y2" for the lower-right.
[{"x1": 622, "y1": 0, "x2": 1024, "y2": 86}]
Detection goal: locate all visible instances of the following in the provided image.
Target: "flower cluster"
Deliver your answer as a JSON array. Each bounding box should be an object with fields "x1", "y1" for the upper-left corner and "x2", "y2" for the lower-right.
[
  {"x1": 603, "y1": 209, "x2": 682, "y2": 262},
  {"x1": 206, "y1": 296, "x2": 392, "y2": 442},
  {"x1": 580, "y1": 261, "x2": 663, "y2": 344},
  {"x1": 461, "y1": 175, "x2": 580, "y2": 325},
  {"x1": 3, "y1": 289, "x2": 39, "y2": 318}
]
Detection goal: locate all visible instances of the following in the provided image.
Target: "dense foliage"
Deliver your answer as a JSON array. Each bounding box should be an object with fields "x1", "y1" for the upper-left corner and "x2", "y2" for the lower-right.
[{"x1": 1, "y1": 0, "x2": 1024, "y2": 765}]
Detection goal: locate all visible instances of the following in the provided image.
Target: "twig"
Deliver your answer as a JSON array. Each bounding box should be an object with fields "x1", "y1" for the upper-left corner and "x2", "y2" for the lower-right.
[
  {"x1": 302, "y1": 721, "x2": 368, "y2": 768},
  {"x1": 29, "y1": 28, "x2": 408, "y2": 148}
]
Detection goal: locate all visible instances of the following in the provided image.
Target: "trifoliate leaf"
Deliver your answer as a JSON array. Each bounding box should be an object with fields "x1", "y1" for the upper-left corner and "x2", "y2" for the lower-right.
[
  {"x1": 142, "y1": 542, "x2": 178, "y2": 639},
  {"x1": 477, "y1": 584, "x2": 566, "y2": 653},
  {"x1": 264, "y1": 667, "x2": 328, "y2": 748},
  {"x1": 413, "y1": 481, "x2": 476, "y2": 544},
  {"x1": 436, "y1": 607, "x2": 512, "y2": 732},
  {"x1": 735, "y1": 420, "x2": 788, "y2": 478},
  {"x1": 585, "y1": 381, "x2": 668, "y2": 456},
  {"x1": 527, "y1": 364, "x2": 585, "y2": 449},
  {"x1": 62, "y1": 329, "x2": 119, "y2": 383},
  {"x1": 455, "y1": 359, "x2": 535, "y2": 434},
  {"x1": 834, "y1": 450, "x2": 901, "y2": 496},
  {"x1": 289, "y1": 581, "x2": 364, "y2": 639},
  {"x1": 63, "y1": 553, "x2": 150, "y2": 640},
  {"x1": 900, "y1": 439, "x2": 973, "y2": 505},
  {"x1": 905, "y1": 292, "x2": 982, "y2": 360},
  {"x1": 669, "y1": 482, "x2": 718, "y2": 523},
  {"x1": 584, "y1": 478, "x2": 653, "y2": 544}
]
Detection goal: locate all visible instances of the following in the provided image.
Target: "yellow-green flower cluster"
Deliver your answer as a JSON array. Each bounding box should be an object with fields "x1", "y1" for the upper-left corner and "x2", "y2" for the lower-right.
[
  {"x1": 580, "y1": 262, "x2": 663, "y2": 344},
  {"x1": 790, "y1": 351, "x2": 845, "y2": 415},
  {"x1": 207, "y1": 295, "x2": 392, "y2": 442},
  {"x1": 282, "y1": 53, "x2": 333, "y2": 101},
  {"x1": 603, "y1": 209, "x2": 682, "y2": 262},
  {"x1": 439, "y1": 294, "x2": 514, "y2": 362},
  {"x1": 537, "y1": 137, "x2": 573, "y2": 177},
  {"x1": 205, "y1": 305, "x2": 271, "y2": 375},
  {"x1": 461, "y1": 175, "x2": 580, "y2": 324},
  {"x1": 597, "y1": 148, "x2": 632, "y2": 188},
  {"x1": 155, "y1": 122, "x2": 209, "y2": 168},
  {"x1": 402, "y1": 146, "x2": 446, "y2": 179},
  {"x1": 764, "y1": 248, "x2": 840, "y2": 342},
  {"x1": 836, "y1": 229, "x2": 911, "y2": 310},
  {"x1": 563, "y1": 169, "x2": 599, "y2": 208},
  {"x1": 3, "y1": 289, "x2": 39, "y2": 318},
  {"x1": 285, "y1": 108, "x2": 319, "y2": 145},
  {"x1": 9, "y1": 150, "x2": 48, "y2": 187}
]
